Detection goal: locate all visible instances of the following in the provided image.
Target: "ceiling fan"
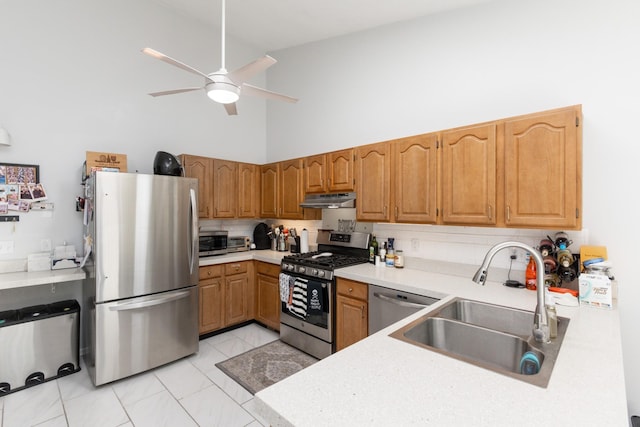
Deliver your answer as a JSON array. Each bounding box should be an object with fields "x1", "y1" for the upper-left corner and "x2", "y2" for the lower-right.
[{"x1": 142, "y1": 0, "x2": 297, "y2": 115}]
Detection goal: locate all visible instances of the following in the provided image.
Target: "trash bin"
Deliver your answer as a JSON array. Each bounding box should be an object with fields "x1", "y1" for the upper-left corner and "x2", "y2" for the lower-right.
[{"x1": 0, "y1": 300, "x2": 80, "y2": 395}]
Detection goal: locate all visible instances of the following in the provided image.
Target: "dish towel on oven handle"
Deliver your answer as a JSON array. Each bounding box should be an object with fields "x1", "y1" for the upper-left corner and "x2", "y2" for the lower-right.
[
  {"x1": 279, "y1": 272, "x2": 293, "y2": 303},
  {"x1": 306, "y1": 280, "x2": 323, "y2": 316},
  {"x1": 289, "y1": 278, "x2": 308, "y2": 319}
]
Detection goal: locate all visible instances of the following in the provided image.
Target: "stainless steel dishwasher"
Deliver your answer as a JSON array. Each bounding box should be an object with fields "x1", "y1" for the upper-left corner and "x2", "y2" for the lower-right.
[{"x1": 368, "y1": 284, "x2": 440, "y2": 334}]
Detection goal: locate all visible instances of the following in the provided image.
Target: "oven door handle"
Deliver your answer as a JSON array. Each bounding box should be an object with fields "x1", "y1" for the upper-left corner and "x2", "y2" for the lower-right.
[{"x1": 372, "y1": 292, "x2": 430, "y2": 309}]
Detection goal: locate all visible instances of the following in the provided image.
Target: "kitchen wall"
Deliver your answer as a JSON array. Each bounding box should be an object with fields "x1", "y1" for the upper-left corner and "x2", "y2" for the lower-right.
[
  {"x1": 265, "y1": 0, "x2": 640, "y2": 414},
  {"x1": 0, "y1": 0, "x2": 272, "y2": 261}
]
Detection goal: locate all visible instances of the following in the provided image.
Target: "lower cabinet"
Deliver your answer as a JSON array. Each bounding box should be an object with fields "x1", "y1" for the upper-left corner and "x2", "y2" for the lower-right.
[
  {"x1": 255, "y1": 261, "x2": 281, "y2": 330},
  {"x1": 335, "y1": 278, "x2": 368, "y2": 352},
  {"x1": 198, "y1": 261, "x2": 253, "y2": 335},
  {"x1": 199, "y1": 265, "x2": 224, "y2": 334}
]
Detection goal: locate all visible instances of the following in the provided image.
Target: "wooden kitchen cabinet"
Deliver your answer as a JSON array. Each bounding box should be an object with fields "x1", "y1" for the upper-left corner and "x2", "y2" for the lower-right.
[
  {"x1": 255, "y1": 261, "x2": 281, "y2": 330},
  {"x1": 355, "y1": 142, "x2": 392, "y2": 221},
  {"x1": 278, "y1": 158, "x2": 305, "y2": 219},
  {"x1": 335, "y1": 278, "x2": 368, "y2": 352},
  {"x1": 198, "y1": 261, "x2": 254, "y2": 335},
  {"x1": 225, "y1": 261, "x2": 253, "y2": 326},
  {"x1": 198, "y1": 265, "x2": 224, "y2": 334},
  {"x1": 181, "y1": 155, "x2": 212, "y2": 218},
  {"x1": 393, "y1": 134, "x2": 438, "y2": 223},
  {"x1": 503, "y1": 106, "x2": 582, "y2": 229},
  {"x1": 260, "y1": 163, "x2": 279, "y2": 217},
  {"x1": 212, "y1": 159, "x2": 237, "y2": 218},
  {"x1": 441, "y1": 123, "x2": 497, "y2": 225},
  {"x1": 304, "y1": 149, "x2": 354, "y2": 193},
  {"x1": 237, "y1": 162, "x2": 260, "y2": 218}
]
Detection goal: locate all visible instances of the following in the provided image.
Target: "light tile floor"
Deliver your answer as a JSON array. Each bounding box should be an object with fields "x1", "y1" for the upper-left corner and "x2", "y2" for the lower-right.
[{"x1": 0, "y1": 323, "x2": 280, "y2": 427}]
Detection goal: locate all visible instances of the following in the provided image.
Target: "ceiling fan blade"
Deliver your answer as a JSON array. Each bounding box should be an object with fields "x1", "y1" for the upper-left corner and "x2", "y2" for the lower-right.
[
  {"x1": 142, "y1": 48, "x2": 210, "y2": 80},
  {"x1": 148, "y1": 87, "x2": 203, "y2": 97},
  {"x1": 242, "y1": 83, "x2": 298, "y2": 103},
  {"x1": 227, "y1": 56, "x2": 277, "y2": 85},
  {"x1": 224, "y1": 103, "x2": 238, "y2": 115}
]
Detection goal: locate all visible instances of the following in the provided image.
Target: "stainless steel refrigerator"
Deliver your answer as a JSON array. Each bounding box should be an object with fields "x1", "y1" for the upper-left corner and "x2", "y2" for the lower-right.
[{"x1": 83, "y1": 171, "x2": 199, "y2": 386}]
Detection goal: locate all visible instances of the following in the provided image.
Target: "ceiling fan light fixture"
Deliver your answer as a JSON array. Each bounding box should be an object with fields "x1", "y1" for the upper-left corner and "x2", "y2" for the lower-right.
[{"x1": 206, "y1": 82, "x2": 240, "y2": 104}]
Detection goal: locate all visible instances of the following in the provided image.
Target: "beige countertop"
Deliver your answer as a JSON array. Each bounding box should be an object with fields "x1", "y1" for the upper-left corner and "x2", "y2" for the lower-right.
[{"x1": 254, "y1": 260, "x2": 628, "y2": 426}]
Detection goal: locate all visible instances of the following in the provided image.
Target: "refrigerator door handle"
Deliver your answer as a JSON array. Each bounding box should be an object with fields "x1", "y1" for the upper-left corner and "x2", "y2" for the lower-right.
[
  {"x1": 108, "y1": 290, "x2": 192, "y2": 312},
  {"x1": 189, "y1": 187, "x2": 198, "y2": 273}
]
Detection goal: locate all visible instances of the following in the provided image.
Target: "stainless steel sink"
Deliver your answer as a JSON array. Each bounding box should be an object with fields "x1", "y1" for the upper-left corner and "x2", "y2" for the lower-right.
[
  {"x1": 389, "y1": 297, "x2": 569, "y2": 388},
  {"x1": 435, "y1": 298, "x2": 534, "y2": 337}
]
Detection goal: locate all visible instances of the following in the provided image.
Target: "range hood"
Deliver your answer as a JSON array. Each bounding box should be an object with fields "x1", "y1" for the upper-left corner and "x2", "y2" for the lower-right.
[{"x1": 300, "y1": 192, "x2": 356, "y2": 209}]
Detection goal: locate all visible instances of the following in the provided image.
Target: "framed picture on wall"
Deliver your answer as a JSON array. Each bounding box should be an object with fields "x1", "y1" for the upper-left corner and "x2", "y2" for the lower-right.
[{"x1": 0, "y1": 163, "x2": 39, "y2": 185}]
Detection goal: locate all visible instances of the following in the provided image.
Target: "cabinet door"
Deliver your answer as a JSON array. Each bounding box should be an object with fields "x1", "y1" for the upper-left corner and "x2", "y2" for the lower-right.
[
  {"x1": 393, "y1": 134, "x2": 438, "y2": 223},
  {"x1": 327, "y1": 149, "x2": 354, "y2": 192},
  {"x1": 225, "y1": 273, "x2": 250, "y2": 326},
  {"x1": 260, "y1": 163, "x2": 279, "y2": 218},
  {"x1": 199, "y1": 278, "x2": 224, "y2": 334},
  {"x1": 335, "y1": 295, "x2": 368, "y2": 352},
  {"x1": 441, "y1": 124, "x2": 497, "y2": 225},
  {"x1": 355, "y1": 143, "x2": 391, "y2": 221},
  {"x1": 256, "y1": 273, "x2": 280, "y2": 330},
  {"x1": 182, "y1": 155, "x2": 212, "y2": 218},
  {"x1": 212, "y1": 159, "x2": 237, "y2": 218},
  {"x1": 504, "y1": 107, "x2": 581, "y2": 229},
  {"x1": 238, "y1": 162, "x2": 260, "y2": 218},
  {"x1": 304, "y1": 154, "x2": 326, "y2": 194},
  {"x1": 278, "y1": 159, "x2": 305, "y2": 219}
]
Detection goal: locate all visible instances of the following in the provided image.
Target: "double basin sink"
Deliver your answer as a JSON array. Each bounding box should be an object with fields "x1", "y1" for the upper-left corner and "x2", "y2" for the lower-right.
[{"x1": 389, "y1": 297, "x2": 569, "y2": 388}]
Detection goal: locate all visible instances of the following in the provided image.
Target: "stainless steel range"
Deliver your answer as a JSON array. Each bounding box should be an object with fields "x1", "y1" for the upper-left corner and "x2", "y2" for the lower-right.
[{"x1": 279, "y1": 231, "x2": 370, "y2": 359}]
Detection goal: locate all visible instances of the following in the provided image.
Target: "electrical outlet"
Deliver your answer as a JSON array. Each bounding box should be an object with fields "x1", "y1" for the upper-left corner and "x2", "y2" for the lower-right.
[
  {"x1": 411, "y1": 238, "x2": 420, "y2": 251},
  {"x1": 41, "y1": 239, "x2": 52, "y2": 252},
  {"x1": 0, "y1": 241, "x2": 14, "y2": 255}
]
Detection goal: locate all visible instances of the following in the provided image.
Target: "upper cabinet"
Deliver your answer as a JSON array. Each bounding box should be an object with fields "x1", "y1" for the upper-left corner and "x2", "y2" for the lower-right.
[
  {"x1": 181, "y1": 155, "x2": 212, "y2": 218},
  {"x1": 279, "y1": 159, "x2": 305, "y2": 219},
  {"x1": 441, "y1": 123, "x2": 497, "y2": 225},
  {"x1": 183, "y1": 156, "x2": 259, "y2": 219},
  {"x1": 260, "y1": 163, "x2": 279, "y2": 218},
  {"x1": 392, "y1": 134, "x2": 438, "y2": 224},
  {"x1": 355, "y1": 142, "x2": 392, "y2": 221},
  {"x1": 212, "y1": 159, "x2": 237, "y2": 218},
  {"x1": 503, "y1": 106, "x2": 582, "y2": 229},
  {"x1": 304, "y1": 149, "x2": 354, "y2": 194},
  {"x1": 237, "y1": 163, "x2": 260, "y2": 218}
]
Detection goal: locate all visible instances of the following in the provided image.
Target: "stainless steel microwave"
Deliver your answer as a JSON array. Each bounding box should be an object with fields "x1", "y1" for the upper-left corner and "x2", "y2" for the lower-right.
[{"x1": 199, "y1": 230, "x2": 228, "y2": 257}]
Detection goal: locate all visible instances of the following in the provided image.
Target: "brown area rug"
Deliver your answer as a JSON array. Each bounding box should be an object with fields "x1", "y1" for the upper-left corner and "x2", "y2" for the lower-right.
[{"x1": 216, "y1": 340, "x2": 318, "y2": 395}]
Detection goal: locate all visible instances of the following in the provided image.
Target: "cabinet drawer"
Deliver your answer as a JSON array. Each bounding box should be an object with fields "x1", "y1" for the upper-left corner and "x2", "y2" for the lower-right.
[
  {"x1": 225, "y1": 261, "x2": 248, "y2": 276},
  {"x1": 199, "y1": 265, "x2": 223, "y2": 280},
  {"x1": 256, "y1": 261, "x2": 281, "y2": 277},
  {"x1": 337, "y1": 278, "x2": 368, "y2": 301}
]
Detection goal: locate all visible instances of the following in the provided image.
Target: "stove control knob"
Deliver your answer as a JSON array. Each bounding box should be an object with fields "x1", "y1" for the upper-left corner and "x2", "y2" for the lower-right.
[
  {"x1": 317, "y1": 270, "x2": 325, "y2": 278},
  {"x1": 311, "y1": 269, "x2": 319, "y2": 276},
  {"x1": 298, "y1": 266, "x2": 306, "y2": 274}
]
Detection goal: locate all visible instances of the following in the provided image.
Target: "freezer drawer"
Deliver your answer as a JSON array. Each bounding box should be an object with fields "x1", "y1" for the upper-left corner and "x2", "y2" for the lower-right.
[{"x1": 88, "y1": 286, "x2": 198, "y2": 386}]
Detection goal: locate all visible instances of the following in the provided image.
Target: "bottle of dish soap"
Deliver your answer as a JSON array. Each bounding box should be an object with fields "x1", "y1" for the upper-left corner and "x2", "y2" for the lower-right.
[{"x1": 525, "y1": 253, "x2": 537, "y2": 290}]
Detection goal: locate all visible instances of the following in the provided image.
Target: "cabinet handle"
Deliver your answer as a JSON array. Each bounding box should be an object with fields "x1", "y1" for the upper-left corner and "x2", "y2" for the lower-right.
[
  {"x1": 506, "y1": 206, "x2": 510, "y2": 222},
  {"x1": 207, "y1": 271, "x2": 212, "y2": 276},
  {"x1": 348, "y1": 288, "x2": 353, "y2": 293},
  {"x1": 383, "y1": 206, "x2": 387, "y2": 217},
  {"x1": 360, "y1": 305, "x2": 365, "y2": 319},
  {"x1": 488, "y1": 204, "x2": 492, "y2": 220},
  {"x1": 395, "y1": 206, "x2": 398, "y2": 219}
]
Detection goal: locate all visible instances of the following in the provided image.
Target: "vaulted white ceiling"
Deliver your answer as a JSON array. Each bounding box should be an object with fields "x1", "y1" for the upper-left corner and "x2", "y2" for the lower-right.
[{"x1": 151, "y1": 0, "x2": 497, "y2": 51}]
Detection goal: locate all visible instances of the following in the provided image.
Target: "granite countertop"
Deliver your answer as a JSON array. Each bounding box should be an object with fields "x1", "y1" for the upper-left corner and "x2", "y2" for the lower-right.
[{"x1": 254, "y1": 261, "x2": 629, "y2": 426}]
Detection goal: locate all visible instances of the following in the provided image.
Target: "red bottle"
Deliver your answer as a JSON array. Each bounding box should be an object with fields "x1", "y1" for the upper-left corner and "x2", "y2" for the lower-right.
[{"x1": 525, "y1": 254, "x2": 537, "y2": 290}]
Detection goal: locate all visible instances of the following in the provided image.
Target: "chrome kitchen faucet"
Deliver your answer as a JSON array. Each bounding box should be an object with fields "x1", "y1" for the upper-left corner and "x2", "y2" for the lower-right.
[{"x1": 472, "y1": 241, "x2": 550, "y2": 344}]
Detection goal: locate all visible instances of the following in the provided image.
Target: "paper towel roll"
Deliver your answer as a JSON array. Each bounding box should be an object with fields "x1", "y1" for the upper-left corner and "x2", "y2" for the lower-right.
[{"x1": 300, "y1": 228, "x2": 309, "y2": 253}]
